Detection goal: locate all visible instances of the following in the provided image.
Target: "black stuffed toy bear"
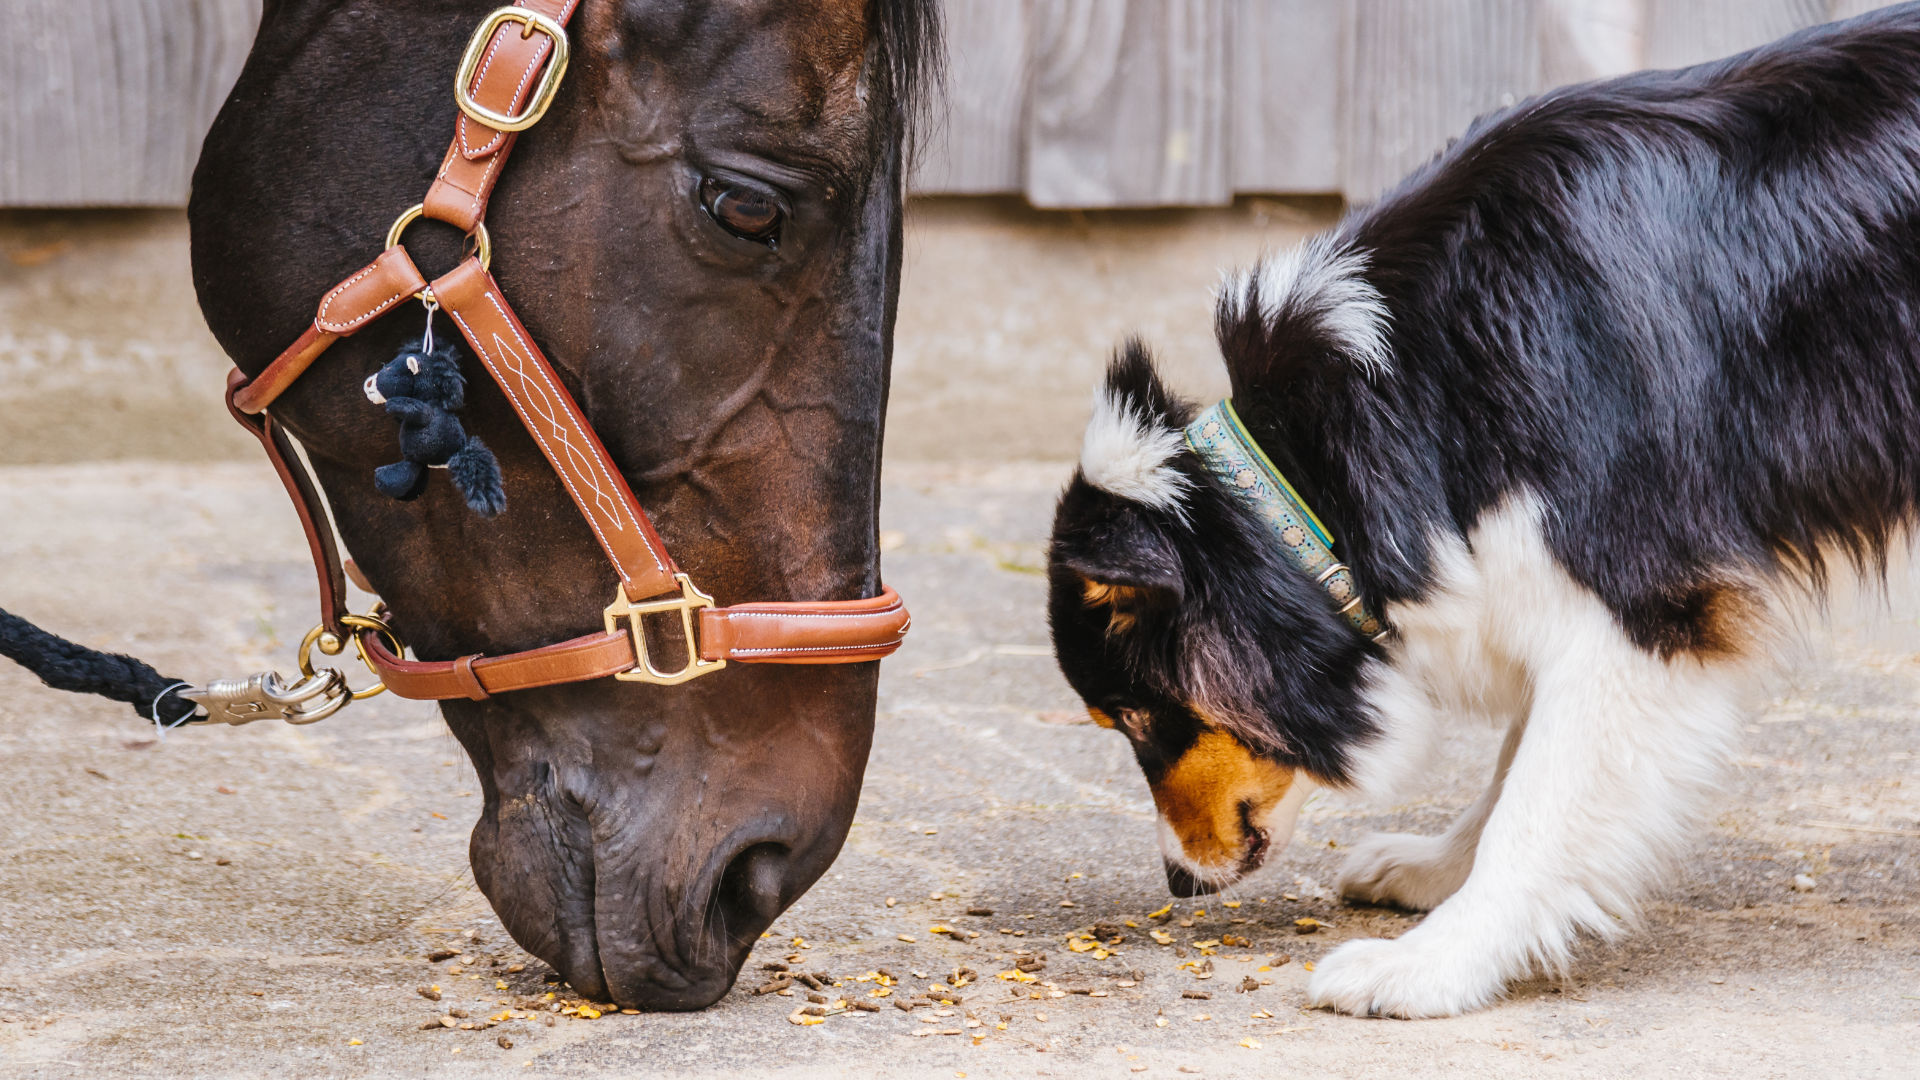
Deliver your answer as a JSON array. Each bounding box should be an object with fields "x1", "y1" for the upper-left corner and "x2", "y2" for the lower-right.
[{"x1": 363, "y1": 337, "x2": 505, "y2": 516}]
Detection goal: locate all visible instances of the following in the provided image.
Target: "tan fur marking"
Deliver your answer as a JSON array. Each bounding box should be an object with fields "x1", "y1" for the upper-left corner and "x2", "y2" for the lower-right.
[
  {"x1": 1150, "y1": 728, "x2": 1294, "y2": 869},
  {"x1": 1080, "y1": 580, "x2": 1139, "y2": 606},
  {"x1": 1081, "y1": 577, "x2": 1143, "y2": 634},
  {"x1": 1650, "y1": 578, "x2": 1766, "y2": 662},
  {"x1": 1678, "y1": 581, "x2": 1763, "y2": 661},
  {"x1": 1086, "y1": 707, "x2": 1116, "y2": 729}
]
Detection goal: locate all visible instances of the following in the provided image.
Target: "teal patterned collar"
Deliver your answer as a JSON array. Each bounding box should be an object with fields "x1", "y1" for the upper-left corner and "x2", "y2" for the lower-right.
[{"x1": 1184, "y1": 399, "x2": 1389, "y2": 642}]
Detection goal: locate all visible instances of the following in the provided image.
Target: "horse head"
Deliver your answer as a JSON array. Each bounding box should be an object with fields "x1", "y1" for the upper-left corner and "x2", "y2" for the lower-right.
[{"x1": 188, "y1": 0, "x2": 938, "y2": 1009}]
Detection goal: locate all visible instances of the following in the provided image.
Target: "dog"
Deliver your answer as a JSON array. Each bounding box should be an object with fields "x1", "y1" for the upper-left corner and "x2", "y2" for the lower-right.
[{"x1": 1046, "y1": 5, "x2": 1920, "y2": 1018}]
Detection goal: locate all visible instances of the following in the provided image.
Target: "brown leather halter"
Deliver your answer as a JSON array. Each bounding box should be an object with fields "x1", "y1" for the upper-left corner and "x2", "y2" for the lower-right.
[{"x1": 208, "y1": 1, "x2": 909, "y2": 715}]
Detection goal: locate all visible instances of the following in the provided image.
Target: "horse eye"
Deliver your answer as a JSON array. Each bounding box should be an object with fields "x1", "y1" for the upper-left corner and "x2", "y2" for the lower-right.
[{"x1": 699, "y1": 177, "x2": 782, "y2": 249}]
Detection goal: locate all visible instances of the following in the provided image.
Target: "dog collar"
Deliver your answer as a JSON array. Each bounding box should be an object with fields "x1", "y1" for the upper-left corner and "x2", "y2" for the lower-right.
[{"x1": 1184, "y1": 399, "x2": 1390, "y2": 642}]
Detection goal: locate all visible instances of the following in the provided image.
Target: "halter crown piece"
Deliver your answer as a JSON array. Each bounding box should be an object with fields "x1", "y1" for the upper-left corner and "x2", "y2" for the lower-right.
[{"x1": 1183, "y1": 400, "x2": 1390, "y2": 642}]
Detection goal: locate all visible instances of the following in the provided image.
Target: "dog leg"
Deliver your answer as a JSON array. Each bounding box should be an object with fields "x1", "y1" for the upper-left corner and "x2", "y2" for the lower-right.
[
  {"x1": 1335, "y1": 718, "x2": 1524, "y2": 911},
  {"x1": 1309, "y1": 604, "x2": 1743, "y2": 1017}
]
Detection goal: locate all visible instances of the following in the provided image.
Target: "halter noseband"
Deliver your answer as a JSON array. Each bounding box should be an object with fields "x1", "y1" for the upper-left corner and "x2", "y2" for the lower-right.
[{"x1": 199, "y1": 2, "x2": 909, "y2": 720}]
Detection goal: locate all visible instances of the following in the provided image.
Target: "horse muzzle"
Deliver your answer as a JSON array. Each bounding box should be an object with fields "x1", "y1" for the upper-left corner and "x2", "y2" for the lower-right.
[
  {"x1": 475, "y1": 787, "x2": 822, "y2": 1008},
  {"x1": 454, "y1": 673, "x2": 872, "y2": 1010}
]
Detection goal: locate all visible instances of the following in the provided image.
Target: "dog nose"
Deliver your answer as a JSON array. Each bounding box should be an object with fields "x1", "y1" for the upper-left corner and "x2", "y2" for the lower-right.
[{"x1": 1163, "y1": 858, "x2": 1213, "y2": 897}]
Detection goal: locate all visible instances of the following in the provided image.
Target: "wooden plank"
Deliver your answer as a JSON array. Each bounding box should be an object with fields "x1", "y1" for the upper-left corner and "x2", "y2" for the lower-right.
[
  {"x1": 1227, "y1": 0, "x2": 1342, "y2": 193},
  {"x1": 1829, "y1": 0, "x2": 1904, "y2": 18},
  {"x1": 1540, "y1": 0, "x2": 1646, "y2": 88},
  {"x1": 1024, "y1": 0, "x2": 1231, "y2": 208},
  {"x1": 0, "y1": 0, "x2": 258, "y2": 207},
  {"x1": 912, "y1": 0, "x2": 1031, "y2": 194},
  {"x1": 1642, "y1": 0, "x2": 1825, "y2": 69},
  {"x1": 1229, "y1": 0, "x2": 1646, "y2": 199},
  {"x1": 1341, "y1": 0, "x2": 1543, "y2": 202}
]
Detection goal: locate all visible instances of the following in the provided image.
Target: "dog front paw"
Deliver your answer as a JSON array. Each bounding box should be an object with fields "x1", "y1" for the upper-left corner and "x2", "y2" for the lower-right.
[
  {"x1": 1336, "y1": 832, "x2": 1471, "y2": 911},
  {"x1": 1306, "y1": 936, "x2": 1505, "y2": 1018}
]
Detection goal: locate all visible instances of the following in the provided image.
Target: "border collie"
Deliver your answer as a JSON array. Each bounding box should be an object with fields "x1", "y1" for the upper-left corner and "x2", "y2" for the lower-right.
[{"x1": 1046, "y1": 5, "x2": 1920, "y2": 1017}]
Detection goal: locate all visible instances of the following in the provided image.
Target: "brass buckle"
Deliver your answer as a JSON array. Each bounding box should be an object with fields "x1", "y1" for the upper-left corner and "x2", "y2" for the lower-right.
[
  {"x1": 603, "y1": 573, "x2": 728, "y2": 685},
  {"x1": 455, "y1": 7, "x2": 571, "y2": 133}
]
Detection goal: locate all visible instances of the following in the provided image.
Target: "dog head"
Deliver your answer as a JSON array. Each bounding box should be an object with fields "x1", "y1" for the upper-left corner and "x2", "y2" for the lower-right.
[{"x1": 1048, "y1": 341, "x2": 1382, "y2": 896}]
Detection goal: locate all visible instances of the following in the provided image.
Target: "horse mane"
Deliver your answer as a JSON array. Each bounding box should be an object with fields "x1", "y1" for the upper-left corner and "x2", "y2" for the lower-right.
[{"x1": 870, "y1": 0, "x2": 945, "y2": 155}]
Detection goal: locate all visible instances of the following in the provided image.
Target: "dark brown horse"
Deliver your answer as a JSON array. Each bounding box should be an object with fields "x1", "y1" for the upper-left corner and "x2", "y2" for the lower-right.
[{"x1": 188, "y1": 0, "x2": 938, "y2": 1009}]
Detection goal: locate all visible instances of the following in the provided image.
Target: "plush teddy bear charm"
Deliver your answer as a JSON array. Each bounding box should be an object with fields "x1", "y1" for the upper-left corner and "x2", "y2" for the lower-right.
[{"x1": 363, "y1": 336, "x2": 505, "y2": 516}]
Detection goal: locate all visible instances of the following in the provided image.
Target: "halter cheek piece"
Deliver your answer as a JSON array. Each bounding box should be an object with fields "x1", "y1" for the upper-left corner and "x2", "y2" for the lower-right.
[{"x1": 189, "y1": 1, "x2": 909, "y2": 722}]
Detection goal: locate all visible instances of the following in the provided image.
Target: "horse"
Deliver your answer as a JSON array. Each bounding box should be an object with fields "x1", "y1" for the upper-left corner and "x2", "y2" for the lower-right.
[{"x1": 187, "y1": 0, "x2": 939, "y2": 1010}]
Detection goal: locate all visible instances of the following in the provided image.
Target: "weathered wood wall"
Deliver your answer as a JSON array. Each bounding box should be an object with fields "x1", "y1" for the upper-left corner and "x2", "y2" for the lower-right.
[
  {"x1": 1024, "y1": 0, "x2": 1231, "y2": 206},
  {"x1": 1230, "y1": 1, "x2": 1343, "y2": 193},
  {"x1": 0, "y1": 0, "x2": 1902, "y2": 208},
  {"x1": 1342, "y1": 0, "x2": 1545, "y2": 201},
  {"x1": 916, "y1": 0, "x2": 1906, "y2": 205},
  {"x1": 0, "y1": 0, "x2": 259, "y2": 207}
]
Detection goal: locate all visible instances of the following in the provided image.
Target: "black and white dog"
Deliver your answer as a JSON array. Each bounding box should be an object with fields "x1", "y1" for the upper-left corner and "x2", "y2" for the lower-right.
[{"x1": 1047, "y1": 6, "x2": 1920, "y2": 1017}]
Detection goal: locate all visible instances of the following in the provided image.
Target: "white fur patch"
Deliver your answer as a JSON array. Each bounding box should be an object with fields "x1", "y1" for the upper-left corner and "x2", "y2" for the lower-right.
[
  {"x1": 1301, "y1": 497, "x2": 1762, "y2": 1017},
  {"x1": 1080, "y1": 385, "x2": 1191, "y2": 515},
  {"x1": 1220, "y1": 234, "x2": 1393, "y2": 376}
]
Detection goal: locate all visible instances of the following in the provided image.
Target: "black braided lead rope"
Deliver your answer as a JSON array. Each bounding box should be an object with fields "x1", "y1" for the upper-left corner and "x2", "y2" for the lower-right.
[{"x1": 0, "y1": 608, "x2": 199, "y2": 724}]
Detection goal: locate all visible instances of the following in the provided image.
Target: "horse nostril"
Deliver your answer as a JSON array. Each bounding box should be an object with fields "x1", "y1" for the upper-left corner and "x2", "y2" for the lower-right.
[
  {"x1": 1164, "y1": 859, "x2": 1215, "y2": 898},
  {"x1": 711, "y1": 842, "x2": 789, "y2": 942}
]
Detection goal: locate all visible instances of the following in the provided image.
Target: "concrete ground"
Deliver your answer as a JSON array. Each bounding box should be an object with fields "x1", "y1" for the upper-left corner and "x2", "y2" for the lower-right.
[{"x1": 0, "y1": 202, "x2": 1916, "y2": 1078}]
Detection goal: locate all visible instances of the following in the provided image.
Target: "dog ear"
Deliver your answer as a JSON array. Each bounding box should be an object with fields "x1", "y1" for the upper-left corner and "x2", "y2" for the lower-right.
[
  {"x1": 1051, "y1": 481, "x2": 1186, "y2": 608},
  {"x1": 1079, "y1": 340, "x2": 1196, "y2": 518},
  {"x1": 1052, "y1": 339, "x2": 1199, "y2": 635},
  {"x1": 1103, "y1": 337, "x2": 1189, "y2": 426}
]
